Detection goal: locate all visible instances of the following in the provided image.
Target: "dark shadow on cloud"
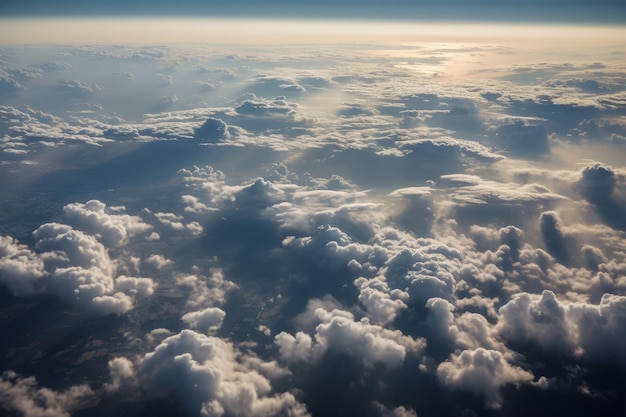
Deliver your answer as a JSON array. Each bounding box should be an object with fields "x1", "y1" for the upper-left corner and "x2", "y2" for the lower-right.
[
  {"x1": 295, "y1": 141, "x2": 497, "y2": 190},
  {"x1": 539, "y1": 211, "x2": 571, "y2": 265},
  {"x1": 208, "y1": 95, "x2": 313, "y2": 136},
  {"x1": 193, "y1": 117, "x2": 230, "y2": 143},
  {"x1": 242, "y1": 76, "x2": 306, "y2": 98},
  {"x1": 57, "y1": 79, "x2": 100, "y2": 97},
  {"x1": 494, "y1": 122, "x2": 550, "y2": 158},
  {"x1": 0, "y1": 72, "x2": 24, "y2": 96},
  {"x1": 503, "y1": 97, "x2": 599, "y2": 137},
  {"x1": 578, "y1": 163, "x2": 626, "y2": 231},
  {"x1": 391, "y1": 193, "x2": 435, "y2": 237},
  {"x1": 543, "y1": 78, "x2": 615, "y2": 94},
  {"x1": 399, "y1": 94, "x2": 485, "y2": 138}
]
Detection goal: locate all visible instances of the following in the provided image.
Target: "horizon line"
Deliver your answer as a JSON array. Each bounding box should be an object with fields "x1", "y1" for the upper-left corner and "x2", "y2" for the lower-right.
[{"x1": 1, "y1": 18, "x2": 625, "y2": 46}]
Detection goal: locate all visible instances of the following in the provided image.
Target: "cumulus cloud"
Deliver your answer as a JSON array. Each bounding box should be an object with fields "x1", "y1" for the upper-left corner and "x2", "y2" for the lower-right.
[
  {"x1": 2, "y1": 34, "x2": 626, "y2": 417},
  {"x1": 133, "y1": 329, "x2": 310, "y2": 417},
  {"x1": 497, "y1": 290, "x2": 574, "y2": 355},
  {"x1": 275, "y1": 307, "x2": 424, "y2": 368},
  {"x1": 104, "y1": 357, "x2": 136, "y2": 392},
  {"x1": 154, "y1": 211, "x2": 204, "y2": 236},
  {"x1": 0, "y1": 200, "x2": 157, "y2": 314},
  {"x1": 539, "y1": 211, "x2": 570, "y2": 264},
  {"x1": 437, "y1": 348, "x2": 533, "y2": 408},
  {"x1": 145, "y1": 254, "x2": 174, "y2": 270},
  {"x1": 494, "y1": 121, "x2": 550, "y2": 157},
  {"x1": 181, "y1": 306, "x2": 226, "y2": 333},
  {"x1": 63, "y1": 200, "x2": 152, "y2": 247},
  {"x1": 578, "y1": 163, "x2": 626, "y2": 230},
  {"x1": 0, "y1": 235, "x2": 46, "y2": 296},
  {"x1": 0, "y1": 371, "x2": 96, "y2": 417},
  {"x1": 57, "y1": 79, "x2": 101, "y2": 96},
  {"x1": 176, "y1": 268, "x2": 238, "y2": 308},
  {"x1": 497, "y1": 290, "x2": 626, "y2": 365},
  {"x1": 194, "y1": 117, "x2": 231, "y2": 143}
]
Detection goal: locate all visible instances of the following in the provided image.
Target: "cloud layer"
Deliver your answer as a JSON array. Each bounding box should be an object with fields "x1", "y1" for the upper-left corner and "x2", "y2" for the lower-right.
[{"x1": 1, "y1": 29, "x2": 625, "y2": 417}]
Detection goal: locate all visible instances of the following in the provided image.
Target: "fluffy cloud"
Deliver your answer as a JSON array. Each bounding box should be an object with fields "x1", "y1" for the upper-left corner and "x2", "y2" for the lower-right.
[
  {"x1": 2, "y1": 33, "x2": 626, "y2": 417},
  {"x1": 181, "y1": 307, "x2": 226, "y2": 333},
  {"x1": 63, "y1": 200, "x2": 152, "y2": 247},
  {"x1": 539, "y1": 211, "x2": 570, "y2": 264},
  {"x1": 494, "y1": 122, "x2": 550, "y2": 157},
  {"x1": 104, "y1": 357, "x2": 137, "y2": 392},
  {"x1": 437, "y1": 348, "x2": 533, "y2": 408},
  {"x1": 275, "y1": 307, "x2": 424, "y2": 368},
  {"x1": 0, "y1": 235, "x2": 46, "y2": 296},
  {"x1": 176, "y1": 268, "x2": 238, "y2": 308},
  {"x1": 0, "y1": 201, "x2": 156, "y2": 314},
  {"x1": 498, "y1": 290, "x2": 626, "y2": 365},
  {"x1": 194, "y1": 117, "x2": 231, "y2": 143},
  {"x1": 0, "y1": 371, "x2": 95, "y2": 417},
  {"x1": 133, "y1": 329, "x2": 309, "y2": 417}
]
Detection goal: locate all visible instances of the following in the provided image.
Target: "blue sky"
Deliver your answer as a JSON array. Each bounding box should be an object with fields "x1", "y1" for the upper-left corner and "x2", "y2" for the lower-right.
[{"x1": 1, "y1": 0, "x2": 625, "y2": 22}]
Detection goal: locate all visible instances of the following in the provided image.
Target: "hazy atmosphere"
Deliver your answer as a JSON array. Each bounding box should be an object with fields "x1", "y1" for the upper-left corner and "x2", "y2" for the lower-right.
[{"x1": 1, "y1": 2, "x2": 625, "y2": 417}]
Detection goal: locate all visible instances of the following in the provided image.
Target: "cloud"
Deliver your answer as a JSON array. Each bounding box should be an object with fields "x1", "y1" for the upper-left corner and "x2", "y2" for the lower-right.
[
  {"x1": 176, "y1": 268, "x2": 238, "y2": 308},
  {"x1": 2, "y1": 34, "x2": 626, "y2": 417},
  {"x1": 497, "y1": 290, "x2": 575, "y2": 356},
  {"x1": 354, "y1": 276, "x2": 408, "y2": 324},
  {"x1": 0, "y1": 235, "x2": 46, "y2": 296},
  {"x1": 63, "y1": 200, "x2": 152, "y2": 248},
  {"x1": 181, "y1": 306, "x2": 226, "y2": 333},
  {"x1": 153, "y1": 211, "x2": 203, "y2": 236},
  {"x1": 0, "y1": 70, "x2": 24, "y2": 95},
  {"x1": 0, "y1": 200, "x2": 157, "y2": 314},
  {"x1": 497, "y1": 290, "x2": 626, "y2": 366},
  {"x1": 0, "y1": 371, "x2": 96, "y2": 417},
  {"x1": 57, "y1": 79, "x2": 101, "y2": 96},
  {"x1": 133, "y1": 329, "x2": 310, "y2": 417},
  {"x1": 373, "y1": 402, "x2": 418, "y2": 417},
  {"x1": 194, "y1": 117, "x2": 231, "y2": 143},
  {"x1": 275, "y1": 307, "x2": 425, "y2": 368},
  {"x1": 145, "y1": 254, "x2": 174, "y2": 270},
  {"x1": 494, "y1": 121, "x2": 550, "y2": 157},
  {"x1": 104, "y1": 357, "x2": 137, "y2": 392},
  {"x1": 539, "y1": 211, "x2": 570, "y2": 264},
  {"x1": 578, "y1": 163, "x2": 626, "y2": 230},
  {"x1": 437, "y1": 348, "x2": 533, "y2": 409}
]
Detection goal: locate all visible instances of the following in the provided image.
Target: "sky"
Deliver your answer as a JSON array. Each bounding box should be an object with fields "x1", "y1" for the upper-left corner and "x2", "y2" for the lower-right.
[
  {"x1": 0, "y1": 3, "x2": 626, "y2": 417},
  {"x1": 1, "y1": 0, "x2": 625, "y2": 22}
]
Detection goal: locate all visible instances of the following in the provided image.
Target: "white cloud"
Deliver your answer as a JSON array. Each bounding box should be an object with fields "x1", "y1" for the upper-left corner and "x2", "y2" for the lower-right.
[
  {"x1": 134, "y1": 329, "x2": 310, "y2": 417},
  {"x1": 176, "y1": 268, "x2": 238, "y2": 308},
  {"x1": 276, "y1": 307, "x2": 424, "y2": 368},
  {"x1": 437, "y1": 348, "x2": 533, "y2": 409},
  {"x1": 0, "y1": 371, "x2": 95, "y2": 417},
  {"x1": 0, "y1": 235, "x2": 46, "y2": 296},
  {"x1": 145, "y1": 254, "x2": 174, "y2": 270},
  {"x1": 0, "y1": 205, "x2": 156, "y2": 314},
  {"x1": 63, "y1": 200, "x2": 152, "y2": 247},
  {"x1": 181, "y1": 307, "x2": 226, "y2": 333},
  {"x1": 104, "y1": 357, "x2": 136, "y2": 392},
  {"x1": 2, "y1": 35, "x2": 626, "y2": 417},
  {"x1": 497, "y1": 290, "x2": 626, "y2": 365}
]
